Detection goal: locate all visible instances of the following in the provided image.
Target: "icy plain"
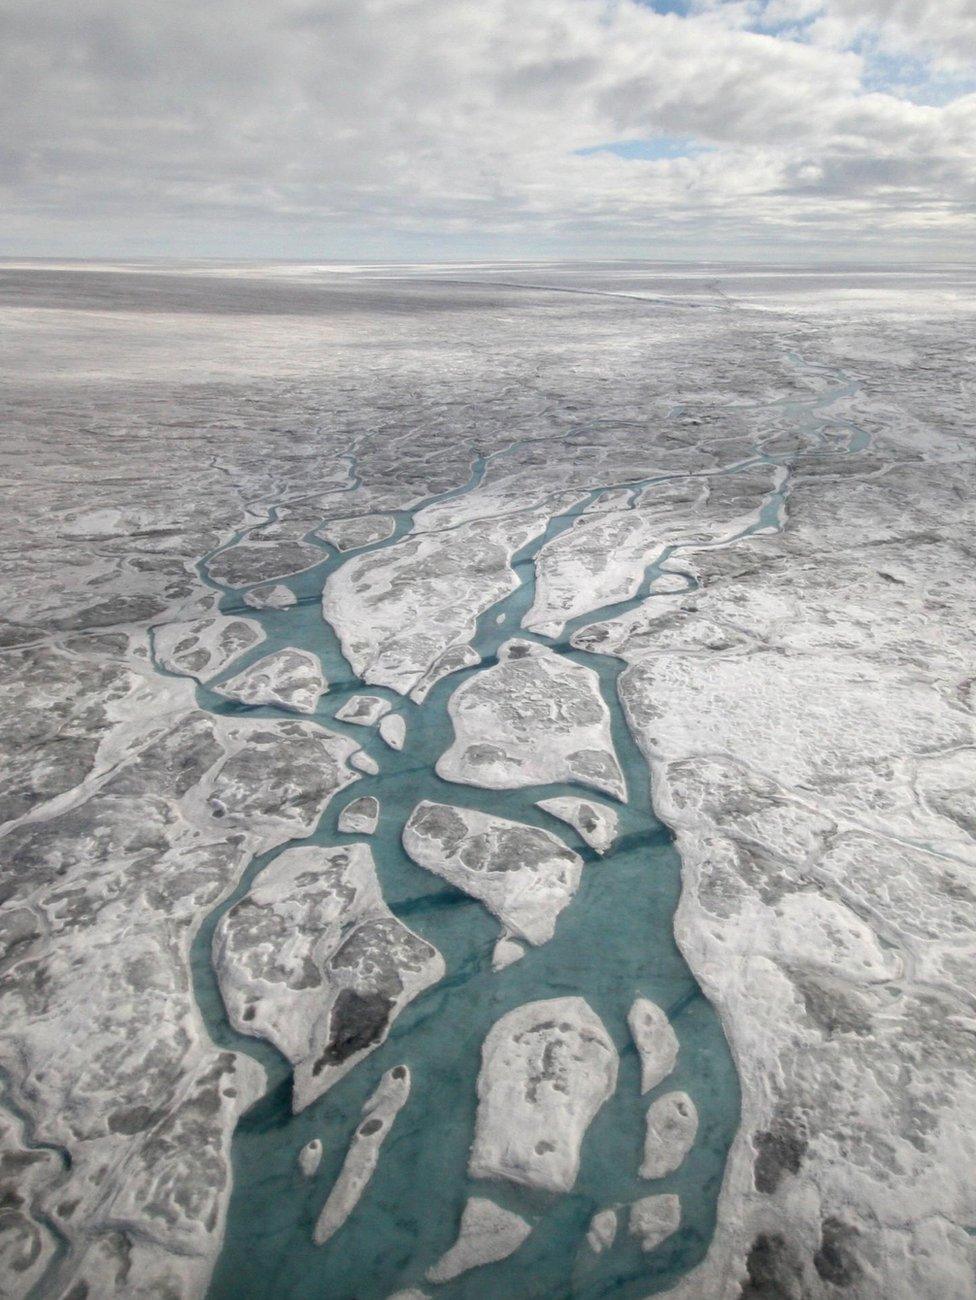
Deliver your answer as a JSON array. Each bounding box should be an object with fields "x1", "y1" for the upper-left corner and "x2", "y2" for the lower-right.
[{"x1": 0, "y1": 260, "x2": 974, "y2": 1300}]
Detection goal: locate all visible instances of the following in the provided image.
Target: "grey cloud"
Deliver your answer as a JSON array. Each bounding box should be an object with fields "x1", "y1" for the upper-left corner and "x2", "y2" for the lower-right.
[{"x1": 0, "y1": 0, "x2": 973, "y2": 257}]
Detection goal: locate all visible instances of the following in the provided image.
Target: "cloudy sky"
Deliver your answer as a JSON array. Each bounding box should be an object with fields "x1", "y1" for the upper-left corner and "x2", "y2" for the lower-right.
[{"x1": 1, "y1": 0, "x2": 974, "y2": 259}]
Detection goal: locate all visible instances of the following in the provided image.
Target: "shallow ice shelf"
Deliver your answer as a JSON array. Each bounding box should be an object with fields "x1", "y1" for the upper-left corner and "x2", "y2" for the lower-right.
[
  {"x1": 402, "y1": 800, "x2": 584, "y2": 946},
  {"x1": 437, "y1": 638, "x2": 625, "y2": 800},
  {"x1": 196, "y1": 410, "x2": 743, "y2": 1300},
  {"x1": 426, "y1": 1198, "x2": 532, "y2": 1284},
  {"x1": 214, "y1": 648, "x2": 328, "y2": 714}
]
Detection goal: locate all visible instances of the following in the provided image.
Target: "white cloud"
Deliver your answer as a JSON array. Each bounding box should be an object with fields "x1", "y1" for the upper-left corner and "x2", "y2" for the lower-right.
[
  {"x1": 807, "y1": 0, "x2": 976, "y2": 74},
  {"x1": 0, "y1": 0, "x2": 973, "y2": 257}
]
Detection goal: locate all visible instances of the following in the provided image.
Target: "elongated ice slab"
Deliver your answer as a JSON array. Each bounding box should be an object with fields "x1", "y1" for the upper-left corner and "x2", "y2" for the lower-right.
[
  {"x1": 409, "y1": 643, "x2": 480, "y2": 704},
  {"x1": 628, "y1": 997, "x2": 679, "y2": 1094},
  {"x1": 323, "y1": 510, "x2": 551, "y2": 694},
  {"x1": 524, "y1": 510, "x2": 669, "y2": 639},
  {"x1": 536, "y1": 796, "x2": 618, "y2": 854},
  {"x1": 314, "y1": 1065, "x2": 410, "y2": 1245}
]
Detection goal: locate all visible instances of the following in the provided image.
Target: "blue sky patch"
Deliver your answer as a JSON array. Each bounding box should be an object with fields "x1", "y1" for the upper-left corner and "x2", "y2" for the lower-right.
[{"x1": 575, "y1": 136, "x2": 704, "y2": 161}]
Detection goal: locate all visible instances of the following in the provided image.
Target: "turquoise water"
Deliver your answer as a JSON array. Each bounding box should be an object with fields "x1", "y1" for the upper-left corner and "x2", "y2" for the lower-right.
[{"x1": 175, "y1": 365, "x2": 866, "y2": 1299}]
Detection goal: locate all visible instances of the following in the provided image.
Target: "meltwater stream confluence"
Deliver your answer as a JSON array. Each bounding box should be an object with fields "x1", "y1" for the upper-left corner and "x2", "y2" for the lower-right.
[{"x1": 173, "y1": 359, "x2": 867, "y2": 1300}]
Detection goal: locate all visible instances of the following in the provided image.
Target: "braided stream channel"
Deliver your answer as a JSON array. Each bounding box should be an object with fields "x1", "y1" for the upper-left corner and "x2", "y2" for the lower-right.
[{"x1": 178, "y1": 358, "x2": 865, "y2": 1300}]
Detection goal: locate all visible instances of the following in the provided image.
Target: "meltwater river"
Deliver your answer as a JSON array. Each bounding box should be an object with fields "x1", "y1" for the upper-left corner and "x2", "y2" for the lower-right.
[{"x1": 172, "y1": 358, "x2": 867, "y2": 1300}]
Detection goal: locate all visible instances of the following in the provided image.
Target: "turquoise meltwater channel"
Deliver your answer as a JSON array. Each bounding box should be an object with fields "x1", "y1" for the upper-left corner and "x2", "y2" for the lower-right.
[{"x1": 168, "y1": 358, "x2": 867, "y2": 1300}]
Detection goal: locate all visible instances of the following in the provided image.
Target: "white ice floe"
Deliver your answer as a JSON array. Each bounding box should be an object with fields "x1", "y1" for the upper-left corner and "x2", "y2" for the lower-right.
[
  {"x1": 214, "y1": 648, "x2": 328, "y2": 714},
  {"x1": 299, "y1": 1140, "x2": 323, "y2": 1178},
  {"x1": 379, "y1": 713, "x2": 406, "y2": 750},
  {"x1": 437, "y1": 640, "x2": 625, "y2": 800},
  {"x1": 640, "y1": 1092, "x2": 698, "y2": 1180},
  {"x1": 629, "y1": 1195, "x2": 681, "y2": 1252},
  {"x1": 627, "y1": 997, "x2": 679, "y2": 1095},
  {"x1": 536, "y1": 796, "x2": 618, "y2": 854},
  {"x1": 338, "y1": 795, "x2": 380, "y2": 835},
  {"x1": 336, "y1": 693, "x2": 391, "y2": 726},
  {"x1": 586, "y1": 1208, "x2": 618, "y2": 1254},
  {"x1": 403, "y1": 800, "x2": 583, "y2": 946},
  {"x1": 214, "y1": 845, "x2": 443, "y2": 1111},
  {"x1": 243, "y1": 583, "x2": 296, "y2": 610},
  {"x1": 469, "y1": 997, "x2": 618, "y2": 1193}
]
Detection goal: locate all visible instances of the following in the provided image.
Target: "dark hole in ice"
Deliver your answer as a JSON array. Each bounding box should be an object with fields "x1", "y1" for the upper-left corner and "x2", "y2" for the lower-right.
[
  {"x1": 107, "y1": 1105, "x2": 156, "y2": 1135},
  {"x1": 753, "y1": 1122, "x2": 807, "y2": 1193},
  {"x1": 740, "y1": 1232, "x2": 803, "y2": 1299},
  {"x1": 814, "y1": 1217, "x2": 862, "y2": 1287},
  {"x1": 312, "y1": 990, "x2": 394, "y2": 1074},
  {"x1": 359, "y1": 1119, "x2": 383, "y2": 1137}
]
